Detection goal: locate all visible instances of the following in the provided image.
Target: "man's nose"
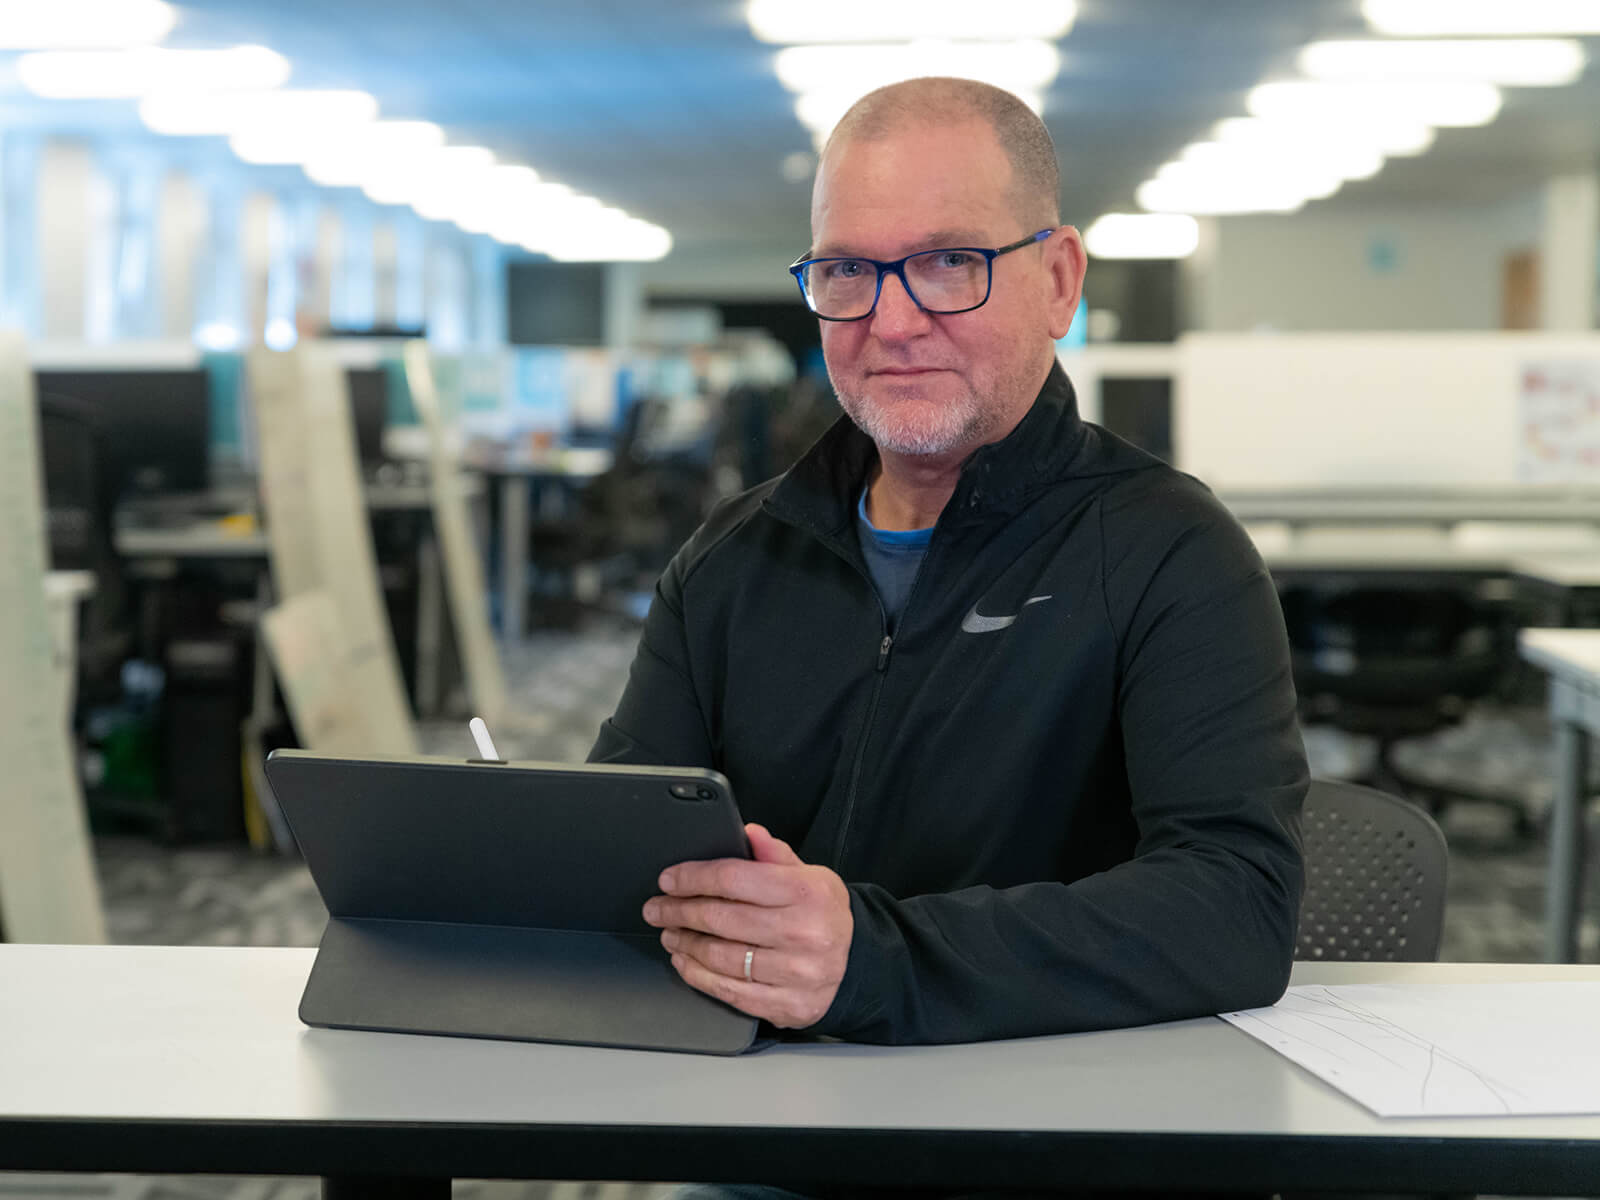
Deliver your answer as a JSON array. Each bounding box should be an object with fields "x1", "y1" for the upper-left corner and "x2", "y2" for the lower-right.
[{"x1": 870, "y1": 270, "x2": 931, "y2": 339}]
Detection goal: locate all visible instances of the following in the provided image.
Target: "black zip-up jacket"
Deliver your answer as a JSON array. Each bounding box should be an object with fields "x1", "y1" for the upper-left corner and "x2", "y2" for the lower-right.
[{"x1": 591, "y1": 362, "x2": 1307, "y2": 1045}]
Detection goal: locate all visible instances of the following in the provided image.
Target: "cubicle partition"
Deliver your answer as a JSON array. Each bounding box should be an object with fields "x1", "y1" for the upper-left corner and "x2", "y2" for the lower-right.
[{"x1": 1176, "y1": 332, "x2": 1600, "y2": 493}]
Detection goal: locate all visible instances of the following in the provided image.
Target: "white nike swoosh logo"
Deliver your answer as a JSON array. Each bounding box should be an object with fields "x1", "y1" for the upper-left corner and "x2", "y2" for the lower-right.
[{"x1": 961, "y1": 594, "x2": 1053, "y2": 634}]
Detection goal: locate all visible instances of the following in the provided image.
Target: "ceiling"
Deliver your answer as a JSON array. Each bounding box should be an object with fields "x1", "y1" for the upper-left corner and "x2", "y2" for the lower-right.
[{"x1": 4, "y1": 0, "x2": 1600, "y2": 264}]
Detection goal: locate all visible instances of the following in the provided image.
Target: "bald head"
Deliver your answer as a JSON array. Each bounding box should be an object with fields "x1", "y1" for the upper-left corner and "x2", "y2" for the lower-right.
[{"x1": 819, "y1": 77, "x2": 1061, "y2": 232}]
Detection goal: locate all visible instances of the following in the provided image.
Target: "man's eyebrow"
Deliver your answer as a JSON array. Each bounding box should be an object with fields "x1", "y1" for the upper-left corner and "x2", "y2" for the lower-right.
[{"x1": 804, "y1": 231, "x2": 993, "y2": 260}]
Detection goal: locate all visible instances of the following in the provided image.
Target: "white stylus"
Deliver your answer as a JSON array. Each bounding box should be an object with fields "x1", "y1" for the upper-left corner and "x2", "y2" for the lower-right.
[{"x1": 469, "y1": 716, "x2": 501, "y2": 761}]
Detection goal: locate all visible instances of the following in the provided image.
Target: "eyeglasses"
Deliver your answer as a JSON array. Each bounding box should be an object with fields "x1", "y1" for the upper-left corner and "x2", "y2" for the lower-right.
[{"x1": 789, "y1": 229, "x2": 1053, "y2": 322}]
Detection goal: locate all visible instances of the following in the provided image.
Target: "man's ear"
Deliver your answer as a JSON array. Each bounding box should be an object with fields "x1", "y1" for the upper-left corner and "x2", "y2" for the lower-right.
[{"x1": 1042, "y1": 226, "x2": 1088, "y2": 341}]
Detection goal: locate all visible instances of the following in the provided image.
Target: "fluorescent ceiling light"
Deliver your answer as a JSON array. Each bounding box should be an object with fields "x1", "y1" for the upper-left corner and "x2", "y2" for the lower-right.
[
  {"x1": 0, "y1": 0, "x2": 176, "y2": 48},
  {"x1": 1363, "y1": 0, "x2": 1600, "y2": 36},
  {"x1": 774, "y1": 39, "x2": 1061, "y2": 93},
  {"x1": 360, "y1": 145, "x2": 496, "y2": 212},
  {"x1": 542, "y1": 218, "x2": 675, "y2": 263},
  {"x1": 748, "y1": 0, "x2": 1075, "y2": 43},
  {"x1": 1137, "y1": 178, "x2": 1307, "y2": 216},
  {"x1": 1300, "y1": 38, "x2": 1585, "y2": 86},
  {"x1": 1181, "y1": 139, "x2": 1384, "y2": 182},
  {"x1": 796, "y1": 86, "x2": 1043, "y2": 134},
  {"x1": 1154, "y1": 158, "x2": 1343, "y2": 204},
  {"x1": 298, "y1": 122, "x2": 447, "y2": 186},
  {"x1": 1083, "y1": 213, "x2": 1199, "y2": 259},
  {"x1": 1214, "y1": 115, "x2": 1435, "y2": 158},
  {"x1": 20, "y1": 45, "x2": 290, "y2": 99},
  {"x1": 1248, "y1": 80, "x2": 1502, "y2": 128},
  {"x1": 455, "y1": 167, "x2": 555, "y2": 234},
  {"x1": 486, "y1": 183, "x2": 585, "y2": 242},
  {"x1": 141, "y1": 89, "x2": 377, "y2": 137},
  {"x1": 235, "y1": 121, "x2": 438, "y2": 166}
]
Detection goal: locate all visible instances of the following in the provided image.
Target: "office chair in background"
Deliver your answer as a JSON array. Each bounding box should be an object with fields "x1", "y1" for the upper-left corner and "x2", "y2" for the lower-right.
[
  {"x1": 524, "y1": 397, "x2": 716, "y2": 628},
  {"x1": 1280, "y1": 581, "x2": 1535, "y2": 837},
  {"x1": 1296, "y1": 778, "x2": 1450, "y2": 963}
]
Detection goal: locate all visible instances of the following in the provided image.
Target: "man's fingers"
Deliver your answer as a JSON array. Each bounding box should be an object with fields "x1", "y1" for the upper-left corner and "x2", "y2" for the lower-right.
[
  {"x1": 746, "y1": 823, "x2": 803, "y2": 867},
  {"x1": 669, "y1": 952, "x2": 832, "y2": 1030},
  {"x1": 663, "y1": 929, "x2": 829, "y2": 989},
  {"x1": 656, "y1": 856, "x2": 810, "y2": 907},
  {"x1": 643, "y1": 895, "x2": 782, "y2": 945}
]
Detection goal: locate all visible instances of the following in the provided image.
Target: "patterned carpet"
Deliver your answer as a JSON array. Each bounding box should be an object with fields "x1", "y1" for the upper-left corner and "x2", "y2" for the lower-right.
[{"x1": 4, "y1": 615, "x2": 1594, "y2": 1198}]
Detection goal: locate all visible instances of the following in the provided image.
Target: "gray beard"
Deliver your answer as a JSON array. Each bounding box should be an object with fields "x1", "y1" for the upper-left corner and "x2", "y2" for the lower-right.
[{"x1": 832, "y1": 381, "x2": 990, "y2": 458}]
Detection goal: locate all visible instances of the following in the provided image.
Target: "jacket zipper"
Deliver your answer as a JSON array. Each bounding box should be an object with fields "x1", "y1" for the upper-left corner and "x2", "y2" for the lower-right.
[
  {"x1": 832, "y1": 640, "x2": 889, "y2": 871},
  {"x1": 831, "y1": 540, "x2": 934, "y2": 871}
]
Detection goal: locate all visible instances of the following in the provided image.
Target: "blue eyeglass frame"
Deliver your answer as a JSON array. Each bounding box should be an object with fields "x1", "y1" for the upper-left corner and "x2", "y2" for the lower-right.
[{"x1": 788, "y1": 229, "x2": 1054, "y2": 321}]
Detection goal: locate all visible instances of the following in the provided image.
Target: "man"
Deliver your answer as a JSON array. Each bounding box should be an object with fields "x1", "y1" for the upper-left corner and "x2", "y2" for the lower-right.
[{"x1": 591, "y1": 76, "x2": 1306, "y2": 1045}]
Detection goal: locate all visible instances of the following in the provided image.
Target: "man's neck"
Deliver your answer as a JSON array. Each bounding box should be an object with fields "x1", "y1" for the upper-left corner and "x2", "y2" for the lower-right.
[{"x1": 863, "y1": 448, "x2": 967, "y2": 532}]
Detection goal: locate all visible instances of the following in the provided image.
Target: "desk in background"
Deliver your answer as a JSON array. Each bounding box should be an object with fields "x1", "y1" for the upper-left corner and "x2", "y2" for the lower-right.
[
  {"x1": 1517, "y1": 555, "x2": 1600, "y2": 627},
  {"x1": 1520, "y1": 628, "x2": 1600, "y2": 963},
  {"x1": 1223, "y1": 488, "x2": 1600, "y2": 530},
  {"x1": 4, "y1": 948, "x2": 1600, "y2": 1197},
  {"x1": 110, "y1": 474, "x2": 485, "y2": 718},
  {"x1": 467, "y1": 447, "x2": 613, "y2": 641}
]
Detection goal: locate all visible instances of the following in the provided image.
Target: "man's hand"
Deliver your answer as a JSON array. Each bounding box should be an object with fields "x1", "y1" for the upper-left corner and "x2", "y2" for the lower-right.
[{"x1": 642, "y1": 823, "x2": 852, "y2": 1029}]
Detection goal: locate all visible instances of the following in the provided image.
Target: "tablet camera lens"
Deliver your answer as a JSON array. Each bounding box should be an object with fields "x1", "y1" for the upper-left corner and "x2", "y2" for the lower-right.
[
  {"x1": 669, "y1": 783, "x2": 697, "y2": 800},
  {"x1": 697, "y1": 788, "x2": 714, "y2": 800}
]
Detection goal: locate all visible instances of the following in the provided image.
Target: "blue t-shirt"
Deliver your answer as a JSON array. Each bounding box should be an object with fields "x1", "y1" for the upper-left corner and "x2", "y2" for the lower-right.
[{"x1": 856, "y1": 488, "x2": 933, "y2": 631}]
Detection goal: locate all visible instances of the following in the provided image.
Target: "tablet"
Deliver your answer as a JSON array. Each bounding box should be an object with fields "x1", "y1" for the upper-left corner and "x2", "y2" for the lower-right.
[{"x1": 262, "y1": 749, "x2": 760, "y2": 1055}]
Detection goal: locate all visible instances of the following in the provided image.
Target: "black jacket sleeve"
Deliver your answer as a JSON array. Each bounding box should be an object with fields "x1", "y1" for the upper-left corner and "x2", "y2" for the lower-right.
[
  {"x1": 808, "y1": 489, "x2": 1306, "y2": 1043},
  {"x1": 588, "y1": 546, "x2": 715, "y2": 768}
]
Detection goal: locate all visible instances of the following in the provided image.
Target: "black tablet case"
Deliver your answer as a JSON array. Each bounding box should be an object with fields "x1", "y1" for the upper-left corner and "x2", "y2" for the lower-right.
[{"x1": 262, "y1": 750, "x2": 760, "y2": 1055}]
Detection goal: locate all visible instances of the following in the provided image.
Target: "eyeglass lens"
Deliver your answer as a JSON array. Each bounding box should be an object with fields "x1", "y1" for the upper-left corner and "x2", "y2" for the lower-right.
[{"x1": 802, "y1": 249, "x2": 989, "y2": 319}]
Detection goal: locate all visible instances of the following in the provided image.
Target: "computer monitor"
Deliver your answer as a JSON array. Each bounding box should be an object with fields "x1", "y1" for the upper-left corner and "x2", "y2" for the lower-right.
[
  {"x1": 344, "y1": 367, "x2": 389, "y2": 467},
  {"x1": 507, "y1": 261, "x2": 606, "y2": 346},
  {"x1": 34, "y1": 369, "x2": 211, "y2": 503},
  {"x1": 35, "y1": 392, "x2": 100, "y2": 568}
]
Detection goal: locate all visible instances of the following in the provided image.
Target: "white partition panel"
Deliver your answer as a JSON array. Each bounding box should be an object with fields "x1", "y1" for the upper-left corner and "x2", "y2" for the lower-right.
[
  {"x1": 250, "y1": 346, "x2": 415, "y2": 755},
  {"x1": 0, "y1": 332, "x2": 104, "y2": 943},
  {"x1": 1176, "y1": 333, "x2": 1600, "y2": 489},
  {"x1": 402, "y1": 342, "x2": 508, "y2": 726},
  {"x1": 261, "y1": 591, "x2": 391, "y2": 757}
]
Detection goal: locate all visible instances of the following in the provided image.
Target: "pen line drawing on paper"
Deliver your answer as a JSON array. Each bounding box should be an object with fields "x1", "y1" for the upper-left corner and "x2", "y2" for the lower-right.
[
  {"x1": 1315, "y1": 988, "x2": 1516, "y2": 1112},
  {"x1": 1226, "y1": 986, "x2": 1521, "y2": 1115}
]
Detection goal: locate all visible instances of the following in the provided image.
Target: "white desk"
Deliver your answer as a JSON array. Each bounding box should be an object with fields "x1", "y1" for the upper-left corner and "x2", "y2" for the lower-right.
[
  {"x1": 113, "y1": 522, "x2": 270, "y2": 558},
  {"x1": 363, "y1": 472, "x2": 483, "y2": 512},
  {"x1": 4, "y1": 948, "x2": 1600, "y2": 1196},
  {"x1": 1520, "y1": 628, "x2": 1600, "y2": 962},
  {"x1": 1260, "y1": 533, "x2": 1512, "y2": 574},
  {"x1": 1223, "y1": 488, "x2": 1600, "y2": 528}
]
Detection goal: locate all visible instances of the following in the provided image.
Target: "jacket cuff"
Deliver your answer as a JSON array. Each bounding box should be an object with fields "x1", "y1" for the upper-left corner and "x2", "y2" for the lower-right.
[{"x1": 804, "y1": 886, "x2": 887, "y2": 1039}]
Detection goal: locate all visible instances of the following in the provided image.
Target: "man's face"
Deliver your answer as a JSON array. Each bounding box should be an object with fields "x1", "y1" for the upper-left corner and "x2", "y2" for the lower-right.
[{"x1": 809, "y1": 117, "x2": 1082, "y2": 460}]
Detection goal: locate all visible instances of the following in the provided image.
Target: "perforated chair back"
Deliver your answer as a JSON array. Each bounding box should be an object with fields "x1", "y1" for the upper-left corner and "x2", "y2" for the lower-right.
[{"x1": 1296, "y1": 778, "x2": 1449, "y2": 962}]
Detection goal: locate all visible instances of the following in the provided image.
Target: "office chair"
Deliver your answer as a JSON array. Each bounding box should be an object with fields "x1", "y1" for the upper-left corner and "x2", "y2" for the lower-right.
[
  {"x1": 1280, "y1": 580, "x2": 1535, "y2": 837},
  {"x1": 524, "y1": 397, "x2": 716, "y2": 628},
  {"x1": 1297, "y1": 778, "x2": 1449, "y2": 963}
]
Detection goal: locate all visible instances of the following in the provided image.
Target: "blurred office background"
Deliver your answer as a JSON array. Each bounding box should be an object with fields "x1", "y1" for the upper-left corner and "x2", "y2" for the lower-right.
[{"x1": 5, "y1": 0, "x2": 1600, "y2": 1193}]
